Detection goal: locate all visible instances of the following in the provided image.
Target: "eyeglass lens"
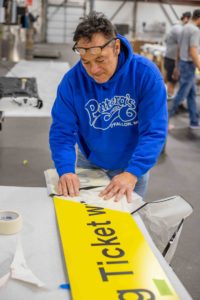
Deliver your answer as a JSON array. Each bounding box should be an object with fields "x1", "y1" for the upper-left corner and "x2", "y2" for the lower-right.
[{"x1": 73, "y1": 38, "x2": 115, "y2": 55}]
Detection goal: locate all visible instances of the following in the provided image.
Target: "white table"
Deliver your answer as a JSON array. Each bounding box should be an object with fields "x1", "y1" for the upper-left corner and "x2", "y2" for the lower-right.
[
  {"x1": 0, "y1": 186, "x2": 192, "y2": 300},
  {"x1": 0, "y1": 186, "x2": 69, "y2": 300}
]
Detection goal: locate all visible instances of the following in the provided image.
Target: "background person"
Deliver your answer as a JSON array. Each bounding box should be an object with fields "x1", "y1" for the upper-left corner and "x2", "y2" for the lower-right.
[
  {"x1": 169, "y1": 9, "x2": 200, "y2": 129},
  {"x1": 164, "y1": 11, "x2": 191, "y2": 100},
  {"x1": 49, "y1": 12, "x2": 168, "y2": 202},
  {"x1": 20, "y1": 6, "x2": 39, "y2": 29}
]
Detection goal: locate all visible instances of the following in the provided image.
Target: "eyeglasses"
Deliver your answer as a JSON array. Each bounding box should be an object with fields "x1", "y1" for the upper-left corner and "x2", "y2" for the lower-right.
[{"x1": 72, "y1": 37, "x2": 116, "y2": 55}]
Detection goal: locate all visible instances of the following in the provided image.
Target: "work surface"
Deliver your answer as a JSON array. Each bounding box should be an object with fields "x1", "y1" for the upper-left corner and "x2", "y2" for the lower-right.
[{"x1": 0, "y1": 186, "x2": 192, "y2": 300}]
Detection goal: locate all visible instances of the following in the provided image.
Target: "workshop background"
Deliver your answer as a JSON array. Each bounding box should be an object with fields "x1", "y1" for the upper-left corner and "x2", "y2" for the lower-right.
[{"x1": 0, "y1": 0, "x2": 200, "y2": 299}]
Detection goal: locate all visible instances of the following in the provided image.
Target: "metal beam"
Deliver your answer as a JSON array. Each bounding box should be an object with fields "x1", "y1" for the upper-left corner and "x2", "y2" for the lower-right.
[
  {"x1": 168, "y1": 2, "x2": 179, "y2": 21},
  {"x1": 132, "y1": 0, "x2": 138, "y2": 38},
  {"x1": 101, "y1": 0, "x2": 200, "y2": 5},
  {"x1": 48, "y1": 1, "x2": 86, "y2": 20},
  {"x1": 89, "y1": 0, "x2": 95, "y2": 12},
  {"x1": 159, "y1": 3, "x2": 173, "y2": 25},
  {"x1": 41, "y1": 0, "x2": 48, "y2": 43},
  {"x1": 110, "y1": 0, "x2": 128, "y2": 21}
]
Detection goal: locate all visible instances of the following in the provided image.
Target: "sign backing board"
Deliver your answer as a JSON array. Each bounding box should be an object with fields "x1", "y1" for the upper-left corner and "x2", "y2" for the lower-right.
[{"x1": 54, "y1": 197, "x2": 179, "y2": 300}]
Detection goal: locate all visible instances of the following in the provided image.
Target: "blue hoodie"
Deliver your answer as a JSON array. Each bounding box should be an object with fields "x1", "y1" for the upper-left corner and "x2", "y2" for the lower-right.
[{"x1": 49, "y1": 34, "x2": 167, "y2": 178}]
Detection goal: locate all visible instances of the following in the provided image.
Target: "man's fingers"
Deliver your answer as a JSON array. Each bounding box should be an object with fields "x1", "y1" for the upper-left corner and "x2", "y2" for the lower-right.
[
  {"x1": 99, "y1": 172, "x2": 137, "y2": 202},
  {"x1": 114, "y1": 188, "x2": 127, "y2": 202},
  {"x1": 99, "y1": 183, "x2": 114, "y2": 196},
  {"x1": 103, "y1": 185, "x2": 120, "y2": 200},
  {"x1": 58, "y1": 173, "x2": 80, "y2": 197},
  {"x1": 126, "y1": 188, "x2": 133, "y2": 203},
  {"x1": 57, "y1": 181, "x2": 63, "y2": 196},
  {"x1": 65, "y1": 178, "x2": 80, "y2": 197},
  {"x1": 73, "y1": 179, "x2": 80, "y2": 196},
  {"x1": 67, "y1": 178, "x2": 75, "y2": 196},
  {"x1": 60, "y1": 180, "x2": 69, "y2": 196}
]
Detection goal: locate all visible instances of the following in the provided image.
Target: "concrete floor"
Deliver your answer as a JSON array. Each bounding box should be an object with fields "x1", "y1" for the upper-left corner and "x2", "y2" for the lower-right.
[{"x1": 0, "y1": 43, "x2": 200, "y2": 299}]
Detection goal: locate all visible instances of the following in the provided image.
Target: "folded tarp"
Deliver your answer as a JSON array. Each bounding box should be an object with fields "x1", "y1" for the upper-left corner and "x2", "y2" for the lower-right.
[
  {"x1": 44, "y1": 168, "x2": 193, "y2": 263},
  {"x1": 0, "y1": 77, "x2": 43, "y2": 108}
]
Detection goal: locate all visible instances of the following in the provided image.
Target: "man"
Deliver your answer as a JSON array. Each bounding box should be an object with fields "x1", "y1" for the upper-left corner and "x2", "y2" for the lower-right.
[
  {"x1": 169, "y1": 9, "x2": 200, "y2": 129},
  {"x1": 21, "y1": 6, "x2": 39, "y2": 29},
  {"x1": 164, "y1": 11, "x2": 191, "y2": 99},
  {"x1": 49, "y1": 12, "x2": 167, "y2": 202}
]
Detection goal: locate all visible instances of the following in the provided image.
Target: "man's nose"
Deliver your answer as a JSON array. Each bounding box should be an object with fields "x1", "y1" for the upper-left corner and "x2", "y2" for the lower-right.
[{"x1": 90, "y1": 63, "x2": 101, "y2": 75}]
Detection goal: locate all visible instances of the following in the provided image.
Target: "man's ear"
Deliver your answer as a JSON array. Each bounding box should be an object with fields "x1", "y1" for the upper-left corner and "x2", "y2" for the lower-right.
[{"x1": 115, "y1": 39, "x2": 121, "y2": 55}]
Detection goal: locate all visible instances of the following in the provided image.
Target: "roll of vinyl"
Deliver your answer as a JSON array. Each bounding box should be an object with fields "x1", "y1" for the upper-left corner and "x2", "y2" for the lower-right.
[{"x1": 0, "y1": 210, "x2": 22, "y2": 235}]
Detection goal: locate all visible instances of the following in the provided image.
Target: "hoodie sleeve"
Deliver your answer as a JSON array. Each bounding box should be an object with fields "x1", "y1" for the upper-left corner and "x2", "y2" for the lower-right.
[
  {"x1": 49, "y1": 75, "x2": 78, "y2": 177},
  {"x1": 125, "y1": 63, "x2": 168, "y2": 178}
]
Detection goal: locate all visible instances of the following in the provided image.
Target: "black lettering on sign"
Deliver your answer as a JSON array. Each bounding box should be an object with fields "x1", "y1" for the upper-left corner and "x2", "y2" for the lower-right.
[
  {"x1": 97, "y1": 263, "x2": 133, "y2": 282},
  {"x1": 91, "y1": 236, "x2": 120, "y2": 247},
  {"x1": 102, "y1": 248, "x2": 125, "y2": 258},
  {"x1": 87, "y1": 221, "x2": 111, "y2": 227},
  {"x1": 94, "y1": 227, "x2": 115, "y2": 237},
  {"x1": 85, "y1": 205, "x2": 106, "y2": 216},
  {"x1": 117, "y1": 289, "x2": 155, "y2": 300}
]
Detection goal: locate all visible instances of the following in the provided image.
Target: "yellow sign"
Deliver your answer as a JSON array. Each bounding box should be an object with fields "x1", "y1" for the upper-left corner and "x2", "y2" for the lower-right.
[{"x1": 54, "y1": 197, "x2": 179, "y2": 300}]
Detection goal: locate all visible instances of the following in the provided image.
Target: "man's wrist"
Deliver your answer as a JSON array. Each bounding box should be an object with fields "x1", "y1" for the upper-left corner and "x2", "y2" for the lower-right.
[{"x1": 124, "y1": 171, "x2": 138, "y2": 182}]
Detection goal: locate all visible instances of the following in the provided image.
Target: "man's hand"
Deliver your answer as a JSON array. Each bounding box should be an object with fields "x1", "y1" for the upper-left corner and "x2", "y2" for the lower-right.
[
  {"x1": 99, "y1": 172, "x2": 138, "y2": 203},
  {"x1": 57, "y1": 173, "x2": 80, "y2": 197},
  {"x1": 172, "y1": 67, "x2": 180, "y2": 81}
]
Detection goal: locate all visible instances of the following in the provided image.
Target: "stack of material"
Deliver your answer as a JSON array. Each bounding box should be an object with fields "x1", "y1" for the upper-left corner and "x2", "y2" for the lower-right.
[
  {"x1": 0, "y1": 77, "x2": 43, "y2": 109},
  {"x1": 0, "y1": 60, "x2": 70, "y2": 117}
]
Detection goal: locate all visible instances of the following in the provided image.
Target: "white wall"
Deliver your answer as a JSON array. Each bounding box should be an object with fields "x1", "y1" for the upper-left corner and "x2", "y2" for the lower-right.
[{"x1": 23, "y1": 1, "x2": 200, "y2": 43}]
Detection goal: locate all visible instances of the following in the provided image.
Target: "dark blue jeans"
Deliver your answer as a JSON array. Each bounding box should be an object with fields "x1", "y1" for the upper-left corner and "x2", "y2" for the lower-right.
[
  {"x1": 77, "y1": 151, "x2": 149, "y2": 199},
  {"x1": 169, "y1": 60, "x2": 199, "y2": 126}
]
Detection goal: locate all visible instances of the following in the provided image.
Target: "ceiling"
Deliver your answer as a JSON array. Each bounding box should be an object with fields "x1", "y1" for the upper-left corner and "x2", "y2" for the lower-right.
[
  {"x1": 136, "y1": 0, "x2": 200, "y2": 4},
  {"x1": 102, "y1": 0, "x2": 200, "y2": 5}
]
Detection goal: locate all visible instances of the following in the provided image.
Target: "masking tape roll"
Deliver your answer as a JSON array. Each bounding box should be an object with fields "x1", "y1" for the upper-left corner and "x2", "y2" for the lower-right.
[{"x1": 0, "y1": 210, "x2": 22, "y2": 235}]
